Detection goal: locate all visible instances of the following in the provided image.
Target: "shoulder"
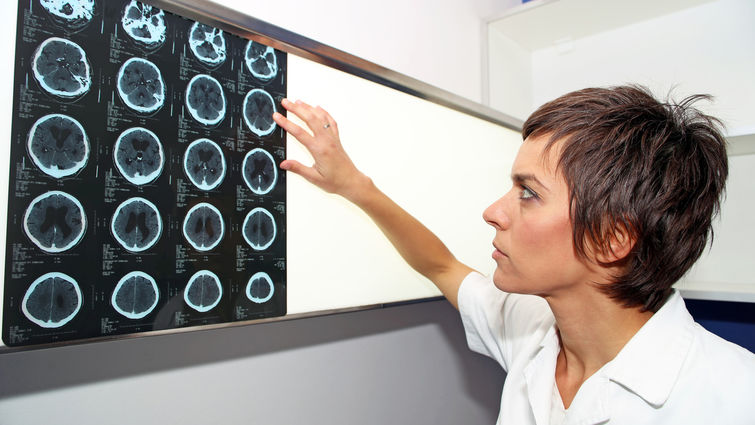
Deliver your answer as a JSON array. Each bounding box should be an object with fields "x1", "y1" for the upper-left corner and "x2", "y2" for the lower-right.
[
  {"x1": 683, "y1": 322, "x2": 755, "y2": 385},
  {"x1": 458, "y1": 272, "x2": 554, "y2": 369},
  {"x1": 605, "y1": 293, "x2": 755, "y2": 422},
  {"x1": 667, "y1": 311, "x2": 755, "y2": 420},
  {"x1": 458, "y1": 271, "x2": 552, "y2": 331},
  {"x1": 661, "y1": 294, "x2": 755, "y2": 392}
]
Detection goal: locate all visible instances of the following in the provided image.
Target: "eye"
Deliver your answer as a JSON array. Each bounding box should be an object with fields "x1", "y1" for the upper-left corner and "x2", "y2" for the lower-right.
[{"x1": 519, "y1": 185, "x2": 538, "y2": 201}]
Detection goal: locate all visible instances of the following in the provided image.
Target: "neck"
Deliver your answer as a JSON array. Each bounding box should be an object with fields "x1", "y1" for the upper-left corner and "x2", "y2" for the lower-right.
[{"x1": 545, "y1": 285, "x2": 654, "y2": 406}]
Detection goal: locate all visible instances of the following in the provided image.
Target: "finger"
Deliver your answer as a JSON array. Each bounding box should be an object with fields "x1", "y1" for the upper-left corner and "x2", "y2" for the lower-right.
[
  {"x1": 324, "y1": 113, "x2": 338, "y2": 133},
  {"x1": 282, "y1": 99, "x2": 331, "y2": 137},
  {"x1": 290, "y1": 100, "x2": 334, "y2": 136},
  {"x1": 273, "y1": 111, "x2": 316, "y2": 148},
  {"x1": 280, "y1": 159, "x2": 322, "y2": 185},
  {"x1": 281, "y1": 98, "x2": 318, "y2": 125},
  {"x1": 315, "y1": 106, "x2": 338, "y2": 134}
]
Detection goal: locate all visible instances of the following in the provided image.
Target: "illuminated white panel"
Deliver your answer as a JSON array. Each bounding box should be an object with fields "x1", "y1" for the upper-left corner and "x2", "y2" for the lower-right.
[{"x1": 285, "y1": 56, "x2": 521, "y2": 314}]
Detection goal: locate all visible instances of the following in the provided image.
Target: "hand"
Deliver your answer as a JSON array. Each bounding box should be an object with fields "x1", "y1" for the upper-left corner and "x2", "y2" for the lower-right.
[{"x1": 273, "y1": 99, "x2": 370, "y2": 202}]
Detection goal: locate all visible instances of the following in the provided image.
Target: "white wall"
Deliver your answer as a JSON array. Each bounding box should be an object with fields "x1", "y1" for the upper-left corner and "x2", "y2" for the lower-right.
[{"x1": 0, "y1": 0, "x2": 515, "y2": 423}]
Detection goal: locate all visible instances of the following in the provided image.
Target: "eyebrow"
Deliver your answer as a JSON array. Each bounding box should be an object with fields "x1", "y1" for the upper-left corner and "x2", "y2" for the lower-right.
[{"x1": 512, "y1": 173, "x2": 551, "y2": 193}]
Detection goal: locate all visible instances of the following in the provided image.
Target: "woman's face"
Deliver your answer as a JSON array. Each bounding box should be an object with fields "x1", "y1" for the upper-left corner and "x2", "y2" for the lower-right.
[{"x1": 483, "y1": 135, "x2": 593, "y2": 296}]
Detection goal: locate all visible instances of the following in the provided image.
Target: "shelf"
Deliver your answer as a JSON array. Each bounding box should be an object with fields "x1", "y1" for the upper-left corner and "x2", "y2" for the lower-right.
[
  {"x1": 488, "y1": 0, "x2": 716, "y2": 51},
  {"x1": 676, "y1": 281, "x2": 755, "y2": 303},
  {"x1": 728, "y1": 133, "x2": 755, "y2": 156}
]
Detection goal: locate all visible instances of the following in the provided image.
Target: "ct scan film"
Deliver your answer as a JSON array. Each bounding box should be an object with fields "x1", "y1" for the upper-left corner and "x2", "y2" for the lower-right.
[{"x1": 3, "y1": 0, "x2": 287, "y2": 347}]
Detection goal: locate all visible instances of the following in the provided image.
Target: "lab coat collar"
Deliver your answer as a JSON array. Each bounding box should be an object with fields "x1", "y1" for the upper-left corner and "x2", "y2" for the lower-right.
[
  {"x1": 603, "y1": 290, "x2": 694, "y2": 407},
  {"x1": 523, "y1": 325, "x2": 561, "y2": 425},
  {"x1": 523, "y1": 325, "x2": 611, "y2": 425}
]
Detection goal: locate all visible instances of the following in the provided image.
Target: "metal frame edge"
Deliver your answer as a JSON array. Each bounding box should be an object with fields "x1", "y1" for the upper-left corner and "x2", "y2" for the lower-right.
[
  {"x1": 147, "y1": 0, "x2": 524, "y2": 131},
  {"x1": 0, "y1": 297, "x2": 447, "y2": 353}
]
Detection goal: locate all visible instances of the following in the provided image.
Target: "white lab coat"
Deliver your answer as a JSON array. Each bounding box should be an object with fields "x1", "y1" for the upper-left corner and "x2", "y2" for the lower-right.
[{"x1": 458, "y1": 272, "x2": 755, "y2": 425}]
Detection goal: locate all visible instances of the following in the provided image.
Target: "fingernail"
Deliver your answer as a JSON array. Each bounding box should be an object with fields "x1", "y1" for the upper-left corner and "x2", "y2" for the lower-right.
[
  {"x1": 281, "y1": 98, "x2": 290, "y2": 105},
  {"x1": 272, "y1": 112, "x2": 281, "y2": 119}
]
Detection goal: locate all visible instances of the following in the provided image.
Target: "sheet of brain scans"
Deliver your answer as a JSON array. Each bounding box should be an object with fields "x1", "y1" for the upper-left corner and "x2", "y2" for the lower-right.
[{"x1": 2, "y1": 0, "x2": 287, "y2": 347}]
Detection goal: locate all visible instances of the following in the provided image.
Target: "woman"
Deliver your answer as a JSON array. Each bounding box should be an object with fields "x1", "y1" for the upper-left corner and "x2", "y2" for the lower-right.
[{"x1": 272, "y1": 85, "x2": 755, "y2": 424}]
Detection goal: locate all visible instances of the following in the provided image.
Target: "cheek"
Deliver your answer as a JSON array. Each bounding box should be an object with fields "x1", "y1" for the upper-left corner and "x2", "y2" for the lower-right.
[
  {"x1": 524, "y1": 218, "x2": 571, "y2": 250},
  {"x1": 491, "y1": 217, "x2": 577, "y2": 293},
  {"x1": 517, "y1": 213, "x2": 576, "y2": 272}
]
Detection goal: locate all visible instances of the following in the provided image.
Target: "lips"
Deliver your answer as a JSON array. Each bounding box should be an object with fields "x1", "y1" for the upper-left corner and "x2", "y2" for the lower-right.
[{"x1": 492, "y1": 242, "x2": 507, "y2": 259}]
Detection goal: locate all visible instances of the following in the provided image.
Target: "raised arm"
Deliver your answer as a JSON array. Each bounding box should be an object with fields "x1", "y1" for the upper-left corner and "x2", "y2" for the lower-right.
[{"x1": 273, "y1": 99, "x2": 474, "y2": 308}]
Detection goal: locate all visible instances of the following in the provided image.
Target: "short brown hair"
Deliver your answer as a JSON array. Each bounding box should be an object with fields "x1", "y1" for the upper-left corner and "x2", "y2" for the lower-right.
[{"x1": 523, "y1": 85, "x2": 728, "y2": 311}]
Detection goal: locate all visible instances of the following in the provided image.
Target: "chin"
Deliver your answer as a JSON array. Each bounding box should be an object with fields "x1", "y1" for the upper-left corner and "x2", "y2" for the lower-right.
[
  {"x1": 492, "y1": 267, "x2": 538, "y2": 295},
  {"x1": 492, "y1": 268, "x2": 518, "y2": 293}
]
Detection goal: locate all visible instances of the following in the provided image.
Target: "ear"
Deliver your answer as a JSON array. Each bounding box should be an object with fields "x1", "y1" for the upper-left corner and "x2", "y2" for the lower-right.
[{"x1": 595, "y1": 221, "x2": 636, "y2": 264}]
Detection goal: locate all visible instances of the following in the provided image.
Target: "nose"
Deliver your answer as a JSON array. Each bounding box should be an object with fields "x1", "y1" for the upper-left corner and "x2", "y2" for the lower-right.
[{"x1": 483, "y1": 192, "x2": 511, "y2": 231}]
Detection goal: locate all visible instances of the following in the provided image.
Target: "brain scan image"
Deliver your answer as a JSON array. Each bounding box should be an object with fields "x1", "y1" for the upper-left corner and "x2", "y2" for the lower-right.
[
  {"x1": 3, "y1": 0, "x2": 289, "y2": 347},
  {"x1": 242, "y1": 207, "x2": 276, "y2": 251},
  {"x1": 22, "y1": 272, "x2": 82, "y2": 328},
  {"x1": 242, "y1": 89, "x2": 277, "y2": 137},
  {"x1": 121, "y1": 1, "x2": 166, "y2": 48},
  {"x1": 183, "y1": 138, "x2": 226, "y2": 191},
  {"x1": 183, "y1": 202, "x2": 224, "y2": 251},
  {"x1": 114, "y1": 127, "x2": 164, "y2": 185},
  {"x1": 184, "y1": 270, "x2": 222, "y2": 313},
  {"x1": 32, "y1": 37, "x2": 91, "y2": 99},
  {"x1": 244, "y1": 41, "x2": 278, "y2": 81},
  {"x1": 24, "y1": 190, "x2": 86, "y2": 253},
  {"x1": 27, "y1": 113, "x2": 89, "y2": 178},
  {"x1": 242, "y1": 148, "x2": 277, "y2": 195},
  {"x1": 185, "y1": 74, "x2": 226, "y2": 126},
  {"x1": 245, "y1": 271, "x2": 274, "y2": 304},
  {"x1": 117, "y1": 57, "x2": 165, "y2": 114},
  {"x1": 111, "y1": 197, "x2": 162, "y2": 252},
  {"x1": 188, "y1": 22, "x2": 226, "y2": 67},
  {"x1": 111, "y1": 271, "x2": 159, "y2": 319},
  {"x1": 39, "y1": 0, "x2": 95, "y2": 29}
]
